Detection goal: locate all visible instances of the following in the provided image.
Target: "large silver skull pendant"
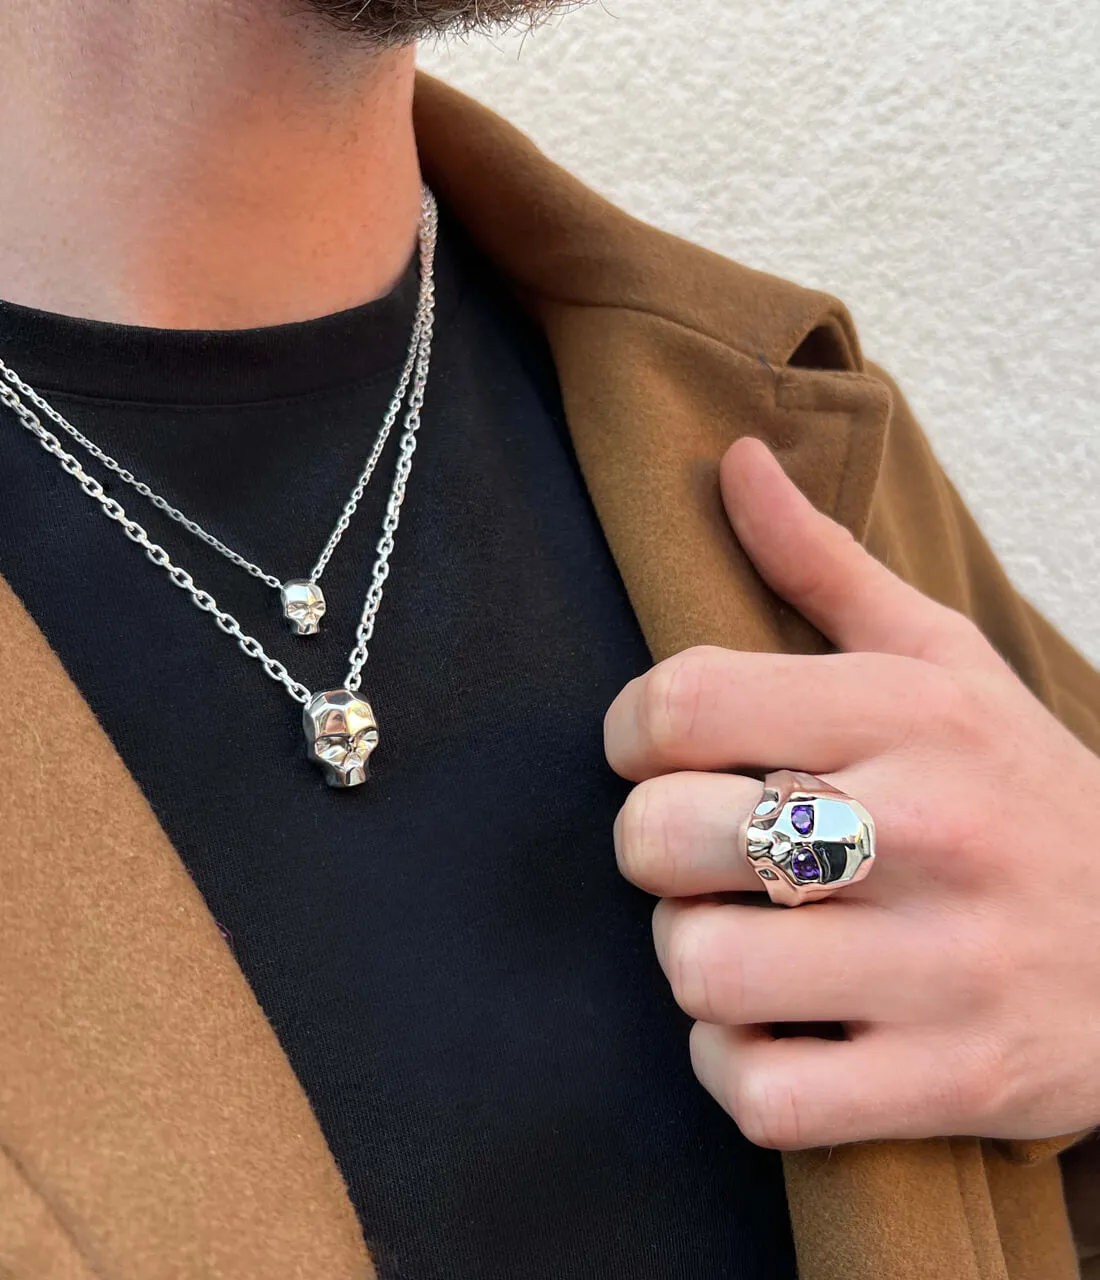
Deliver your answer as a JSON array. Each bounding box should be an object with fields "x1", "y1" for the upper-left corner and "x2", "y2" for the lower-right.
[
  {"x1": 281, "y1": 580, "x2": 326, "y2": 636},
  {"x1": 742, "y1": 770, "x2": 875, "y2": 906},
  {"x1": 303, "y1": 689, "x2": 379, "y2": 788}
]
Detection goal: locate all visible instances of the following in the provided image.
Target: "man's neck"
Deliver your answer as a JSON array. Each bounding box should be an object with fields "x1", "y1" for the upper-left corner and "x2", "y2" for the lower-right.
[{"x1": 0, "y1": 2, "x2": 422, "y2": 329}]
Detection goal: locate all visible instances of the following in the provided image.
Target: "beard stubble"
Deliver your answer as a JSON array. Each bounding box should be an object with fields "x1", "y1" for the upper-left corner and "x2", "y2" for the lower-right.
[{"x1": 299, "y1": 0, "x2": 579, "y2": 44}]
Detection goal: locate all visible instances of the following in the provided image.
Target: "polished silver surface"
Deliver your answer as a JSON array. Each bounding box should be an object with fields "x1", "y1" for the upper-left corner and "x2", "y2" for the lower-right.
[
  {"x1": 0, "y1": 377, "x2": 313, "y2": 705},
  {"x1": 0, "y1": 188, "x2": 440, "y2": 783},
  {"x1": 742, "y1": 770, "x2": 875, "y2": 907},
  {"x1": 303, "y1": 689, "x2": 380, "y2": 788},
  {"x1": 281, "y1": 580, "x2": 327, "y2": 636},
  {"x1": 0, "y1": 184, "x2": 438, "y2": 626},
  {"x1": 343, "y1": 198, "x2": 437, "y2": 694}
]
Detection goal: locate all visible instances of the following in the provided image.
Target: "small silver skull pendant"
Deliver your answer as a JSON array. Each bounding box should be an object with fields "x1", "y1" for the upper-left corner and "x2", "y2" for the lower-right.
[
  {"x1": 303, "y1": 689, "x2": 379, "y2": 788},
  {"x1": 281, "y1": 580, "x2": 327, "y2": 636}
]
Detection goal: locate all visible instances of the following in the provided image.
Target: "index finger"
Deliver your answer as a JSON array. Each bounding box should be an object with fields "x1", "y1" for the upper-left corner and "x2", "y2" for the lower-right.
[{"x1": 604, "y1": 645, "x2": 933, "y2": 782}]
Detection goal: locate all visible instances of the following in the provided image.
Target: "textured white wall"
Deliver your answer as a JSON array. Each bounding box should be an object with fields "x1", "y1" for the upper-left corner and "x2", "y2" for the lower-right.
[{"x1": 420, "y1": 0, "x2": 1100, "y2": 663}]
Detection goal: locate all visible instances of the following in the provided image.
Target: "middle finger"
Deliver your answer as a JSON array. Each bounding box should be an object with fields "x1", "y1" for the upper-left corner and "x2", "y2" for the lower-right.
[{"x1": 617, "y1": 766, "x2": 930, "y2": 901}]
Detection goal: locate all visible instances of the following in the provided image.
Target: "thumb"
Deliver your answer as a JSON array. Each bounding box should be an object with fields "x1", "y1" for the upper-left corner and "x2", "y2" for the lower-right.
[{"x1": 720, "y1": 437, "x2": 988, "y2": 667}]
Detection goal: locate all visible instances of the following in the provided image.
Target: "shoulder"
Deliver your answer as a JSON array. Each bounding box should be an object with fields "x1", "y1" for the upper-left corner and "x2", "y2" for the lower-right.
[{"x1": 414, "y1": 71, "x2": 870, "y2": 376}]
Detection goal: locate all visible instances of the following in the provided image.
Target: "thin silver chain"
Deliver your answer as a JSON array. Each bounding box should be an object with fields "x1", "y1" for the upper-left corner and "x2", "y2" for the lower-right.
[
  {"x1": 346, "y1": 192, "x2": 437, "y2": 692},
  {"x1": 0, "y1": 186, "x2": 438, "y2": 594},
  {"x1": 0, "y1": 187, "x2": 439, "y2": 706}
]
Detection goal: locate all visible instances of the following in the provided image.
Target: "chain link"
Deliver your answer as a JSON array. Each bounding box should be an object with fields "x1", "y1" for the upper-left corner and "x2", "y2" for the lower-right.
[
  {"x1": 0, "y1": 184, "x2": 438, "y2": 595},
  {"x1": 346, "y1": 193, "x2": 437, "y2": 692},
  {"x1": 0, "y1": 187, "x2": 439, "y2": 708},
  {"x1": 0, "y1": 379, "x2": 313, "y2": 703}
]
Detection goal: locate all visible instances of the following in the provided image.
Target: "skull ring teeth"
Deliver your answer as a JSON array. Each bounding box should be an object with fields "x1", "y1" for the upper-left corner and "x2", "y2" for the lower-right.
[{"x1": 741, "y1": 770, "x2": 875, "y2": 907}]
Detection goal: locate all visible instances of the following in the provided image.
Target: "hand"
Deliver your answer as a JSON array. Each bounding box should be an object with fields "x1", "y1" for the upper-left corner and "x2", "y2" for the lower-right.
[{"x1": 604, "y1": 437, "x2": 1100, "y2": 1150}]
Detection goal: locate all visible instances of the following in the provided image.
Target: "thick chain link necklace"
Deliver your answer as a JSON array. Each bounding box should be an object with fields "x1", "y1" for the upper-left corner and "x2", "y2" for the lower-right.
[
  {"x1": 0, "y1": 187, "x2": 439, "y2": 641},
  {"x1": 0, "y1": 187, "x2": 439, "y2": 789}
]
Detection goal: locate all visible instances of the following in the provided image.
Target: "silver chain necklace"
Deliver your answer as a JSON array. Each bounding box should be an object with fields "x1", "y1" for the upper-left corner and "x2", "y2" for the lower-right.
[
  {"x1": 0, "y1": 186, "x2": 439, "y2": 640},
  {"x1": 0, "y1": 187, "x2": 439, "y2": 789}
]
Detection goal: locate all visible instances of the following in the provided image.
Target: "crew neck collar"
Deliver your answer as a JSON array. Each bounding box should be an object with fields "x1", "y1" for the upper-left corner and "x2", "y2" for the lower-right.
[{"x1": 0, "y1": 230, "x2": 447, "y2": 407}]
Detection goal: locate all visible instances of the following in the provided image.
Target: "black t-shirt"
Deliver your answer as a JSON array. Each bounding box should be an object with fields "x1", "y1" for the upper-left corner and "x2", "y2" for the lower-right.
[{"x1": 0, "y1": 218, "x2": 796, "y2": 1280}]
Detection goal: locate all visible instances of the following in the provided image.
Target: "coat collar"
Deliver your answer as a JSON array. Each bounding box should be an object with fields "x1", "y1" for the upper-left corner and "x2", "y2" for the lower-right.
[
  {"x1": 413, "y1": 73, "x2": 890, "y2": 665},
  {"x1": 0, "y1": 74, "x2": 892, "y2": 1277}
]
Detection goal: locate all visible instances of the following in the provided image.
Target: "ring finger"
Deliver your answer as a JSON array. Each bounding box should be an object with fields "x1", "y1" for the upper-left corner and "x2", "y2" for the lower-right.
[
  {"x1": 614, "y1": 772, "x2": 764, "y2": 898},
  {"x1": 616, "y1": 768, "x2": 917, "y2": 901}
]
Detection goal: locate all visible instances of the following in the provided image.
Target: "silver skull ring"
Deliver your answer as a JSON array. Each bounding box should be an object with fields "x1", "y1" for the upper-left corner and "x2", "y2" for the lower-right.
[{"x1": 741, "y1": 770, "x2": 875, "y2": 907}]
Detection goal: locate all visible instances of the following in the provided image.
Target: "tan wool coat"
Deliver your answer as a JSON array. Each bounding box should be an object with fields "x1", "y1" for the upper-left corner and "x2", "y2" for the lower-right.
[{"x1": 1, "y1": 74, "x2": 1097, "y2": 1280}]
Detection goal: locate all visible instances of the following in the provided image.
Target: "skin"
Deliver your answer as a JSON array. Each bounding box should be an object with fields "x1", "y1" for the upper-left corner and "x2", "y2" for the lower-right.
[
  {"x1": 0, "y1": 1, "x2": 554, "y2": 329},
  {"x1": 606, "y1": 436, "x2": 1100, "y2": 1149}
]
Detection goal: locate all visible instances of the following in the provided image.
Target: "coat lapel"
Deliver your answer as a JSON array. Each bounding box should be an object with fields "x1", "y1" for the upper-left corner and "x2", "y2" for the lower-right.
[
  {"x1": 413, "y1": 75, "x2": 891, "y2": 663},
  {"x1": 0, "y1": 575, "x2": 372, "y2": 1277}
]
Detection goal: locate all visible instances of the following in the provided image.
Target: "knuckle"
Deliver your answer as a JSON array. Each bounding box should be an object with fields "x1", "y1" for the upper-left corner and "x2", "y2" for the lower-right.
[
  {"x1": 640, "y1": 647, "x2": 718, "y2": 764},
  {"x1": 932, "y1": 608, "x2": 994, "y2": 665},
  {"x1": 912, "y1": 603, "x2": 1004, "y2": 674},
  {"x1": 615, "y1": 780, "x2": 671, "y2": 890},
  {"x1": 823, "y1": 519, "x2": 860, "y2": 566},
  {"x1": 942, "y1": 608, "x2": 982, "y2": 644},
  {"x1": 812, "y1": 514, "x2": 856, "y2": 566},
  {"x1": 663, "y1": 909, "x2": 731, "y2": 1024},
  {"x1": 689, "y1": 1022, "x2": 736, "y2": 1116},
  {"x1": 797, "y1": 523, "x2": 858, "y2": 610},
  {"x1": 733, "y1": 1071, "x2": 808, "y2": 1151}
]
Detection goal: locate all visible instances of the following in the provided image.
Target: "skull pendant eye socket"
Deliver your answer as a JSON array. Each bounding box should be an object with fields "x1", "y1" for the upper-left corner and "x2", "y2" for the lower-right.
[
  {"x1": 281, "y1": 580, "x2": 327, "y2": 636},
  {"x1": 303, "y1": 689, "x2": 379, "y2": 788}
]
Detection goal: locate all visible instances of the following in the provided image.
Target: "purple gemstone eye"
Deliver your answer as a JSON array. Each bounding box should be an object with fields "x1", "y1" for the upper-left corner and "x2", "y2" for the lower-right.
[
  {"x1": 791, "y1": 849, "x2": 822, "y2": 883},
  {"x1": 791, "y1": 804, "x2": 814, "y2": 837}
]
